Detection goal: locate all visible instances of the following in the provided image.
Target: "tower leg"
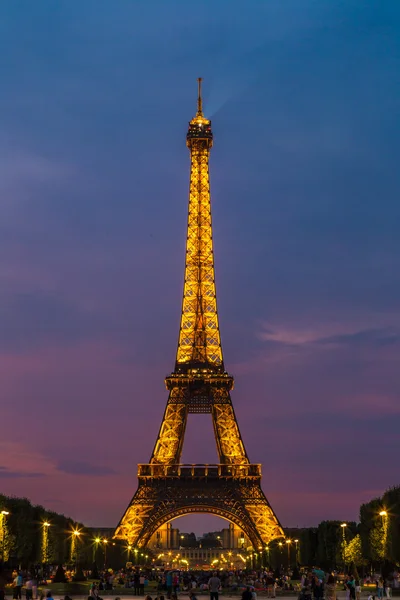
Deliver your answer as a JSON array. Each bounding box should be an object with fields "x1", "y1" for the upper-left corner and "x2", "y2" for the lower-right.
[
  {"x1": 212, "y1": 399, "x2": 249, "y2": 465},
  {"x1": 150, "y1": 389, "x2": 188, "y2": 464}
]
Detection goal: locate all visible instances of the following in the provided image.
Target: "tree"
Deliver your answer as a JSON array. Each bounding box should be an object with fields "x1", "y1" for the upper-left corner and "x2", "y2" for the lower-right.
[
  {"x1": 0, "y1": 494, "x2": 84, "y2": 566},
  {"x1": 381, "y1": 486, "x2": 400, "y2": 564},
  {"x1": 315, "y1": 521, "x2": 358, "y2": 570},
  {"x1": 53, "y1": 564, "x2": 68, "y2": 583},
  {"x1": 299, "y1": 528, "x2": 318, "y2": 566},
  {"x1": 344, "y1": 534, "x2": 366, "y2": 567}
]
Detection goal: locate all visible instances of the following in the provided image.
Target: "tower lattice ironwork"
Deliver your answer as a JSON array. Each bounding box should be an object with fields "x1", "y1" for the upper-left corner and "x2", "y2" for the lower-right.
[{"x1": 114, "y1": 79, "x2": 283, "y2": 549}]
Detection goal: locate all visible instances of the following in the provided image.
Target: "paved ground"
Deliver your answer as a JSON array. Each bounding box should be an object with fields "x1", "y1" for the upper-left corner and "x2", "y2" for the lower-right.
[{"x1": 8, "y1": 591, "x2": 389, "y2": 600}]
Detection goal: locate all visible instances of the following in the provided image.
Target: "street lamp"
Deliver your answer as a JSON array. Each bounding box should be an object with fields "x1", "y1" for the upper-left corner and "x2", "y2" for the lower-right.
[
  {"x1": 340, "y1": 524, "x2": 347, "y2": 543},
  {"x1": 102, "y1": 539, "x2": 108, "y2": 568},
  {"x1": 294, "y1": 539, "x2": 299, "y2": 563},
  {"x1": 286, "y1": 539, "x2": 292, "y2": 565},
  {"x1": 340, "y1": 523, "x2": 347, "y2": 568},
  {"x1": 0, "y1": 510, "x2": 10, "y2": 564},
  {"x1": 42, "y1": 522, "x2": 51, "y2": 563},
  {"x1": 72, "y1": 530, "x2": 81, "y2": 572},
  {"x1": 93, "y1": 537, "x2": 101, "y2": 562},
  {"x1": 379, "y1": 510, "x2": 388, "y2": 569}
]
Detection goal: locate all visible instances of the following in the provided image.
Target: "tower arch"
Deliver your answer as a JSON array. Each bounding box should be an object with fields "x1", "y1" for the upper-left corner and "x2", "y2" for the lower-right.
[{"x1": 137, "y1": 505, "x2": 259, "y2": 549}]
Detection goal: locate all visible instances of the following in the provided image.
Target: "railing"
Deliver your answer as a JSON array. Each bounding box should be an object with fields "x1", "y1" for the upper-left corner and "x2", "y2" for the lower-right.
[{"x1": 137, "y1": 463, "x2": 261, "y2": 479}]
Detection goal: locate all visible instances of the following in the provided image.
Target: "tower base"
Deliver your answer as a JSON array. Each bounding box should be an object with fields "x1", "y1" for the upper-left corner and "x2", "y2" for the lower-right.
[{"x1": 114, "y1": 464, "x2": 283, "y2": 548}]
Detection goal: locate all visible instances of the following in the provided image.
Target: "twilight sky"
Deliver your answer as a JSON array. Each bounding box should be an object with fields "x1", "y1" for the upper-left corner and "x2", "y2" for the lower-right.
[{"x1": 1, "y1": 1, "x2": 399, "y2": 534}]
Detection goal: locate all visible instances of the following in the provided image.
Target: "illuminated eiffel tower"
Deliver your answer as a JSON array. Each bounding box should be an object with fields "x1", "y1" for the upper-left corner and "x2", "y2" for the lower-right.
[{"x1": 114, "y1": 79, "x2": 283, "y2": 549}]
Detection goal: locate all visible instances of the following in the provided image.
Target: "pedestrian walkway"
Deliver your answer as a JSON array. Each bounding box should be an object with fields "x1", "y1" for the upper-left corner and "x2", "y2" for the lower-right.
[{"x1": 45, "y1": 593, "x2": 378, "y2": 600}]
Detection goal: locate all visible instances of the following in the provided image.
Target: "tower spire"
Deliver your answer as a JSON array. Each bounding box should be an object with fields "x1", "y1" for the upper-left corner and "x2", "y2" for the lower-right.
[
  {"x1": 177, "y1": 78, "x2": 221, "y2": 371},
  {"x1": 197, "y1": 76, "x2": 203, "y2": 116}
]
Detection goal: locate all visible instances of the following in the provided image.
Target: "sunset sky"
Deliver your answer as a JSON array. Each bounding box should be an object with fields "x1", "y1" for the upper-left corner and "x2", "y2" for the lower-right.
[{"x1": 1, "y1": 1, "x2": 399, "y2": 534}]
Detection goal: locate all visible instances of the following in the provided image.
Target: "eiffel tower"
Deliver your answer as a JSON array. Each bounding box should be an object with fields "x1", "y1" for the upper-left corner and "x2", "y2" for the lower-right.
[{"x1": 114, "y1": 79, "x2": 283, "y2": 549}]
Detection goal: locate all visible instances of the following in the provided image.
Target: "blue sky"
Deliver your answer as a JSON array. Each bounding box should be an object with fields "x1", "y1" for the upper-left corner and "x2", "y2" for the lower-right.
[{"x1": 0, "y1": 0, "x2": 399, "y2": 532}]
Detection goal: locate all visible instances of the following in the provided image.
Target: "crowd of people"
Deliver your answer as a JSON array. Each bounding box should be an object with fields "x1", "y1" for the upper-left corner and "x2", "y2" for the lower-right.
[
  {"x1": 86, "y1": 567, "x2": 397, "y2": 600},
  {"x1": 298, "y1": 571, "x2": 393, "y2": 600},
  {"x1": 0, "y1": 565, "x2": 398, "y2": 600}
]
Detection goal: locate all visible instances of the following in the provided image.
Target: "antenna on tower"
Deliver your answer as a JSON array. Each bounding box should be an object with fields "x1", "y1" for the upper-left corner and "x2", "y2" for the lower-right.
[{"x1": 197, "y1": 77, "x2": 203, "y2": 116}]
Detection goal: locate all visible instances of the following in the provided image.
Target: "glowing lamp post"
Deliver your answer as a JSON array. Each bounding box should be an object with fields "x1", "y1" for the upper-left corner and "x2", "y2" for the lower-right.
[
  {"x1": 286, "y1": 539, "x2": 292, "y2": 565},
  {"x1": 0, "y1": 510, "x2": 10, "y2": 565},
  {"x1": 102, "y1": 538, "x2": 108, "y2": 568},
  {"x1": 265, "y1": 546, "x2": 270, "y2": 566},
  {"x1": 379, "y1": 510, "x2": 388, "y2": 569},
  {"x1": 71, "y1": 530, "x2": 81, "y2": 572},
  {"x1": 294, "y1": 539, "x2": 299, "y2": 563},
  {"x1": 42, "y1": 522, "x2": 51, "y2": 563},
  {"x1": 340, "y1": 523, "x2": 347, "y2": 567},
  {"x1": 93, "y1": 537, "x2": 101, "y2": 562}
]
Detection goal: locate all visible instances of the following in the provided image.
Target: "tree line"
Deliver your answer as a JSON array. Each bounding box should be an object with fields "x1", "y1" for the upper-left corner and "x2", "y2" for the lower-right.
[{"x1": 1, "y1": 486, "x2": 399, "y2": 571}]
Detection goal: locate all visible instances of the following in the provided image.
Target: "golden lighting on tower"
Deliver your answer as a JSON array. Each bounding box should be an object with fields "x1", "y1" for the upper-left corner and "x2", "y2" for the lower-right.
[
  {"x1": 176, "y1": 76, "x2": 222, "y2": 368},
  {"x1": 113, "y1": 79, "x2": 284, "y2": 550}
]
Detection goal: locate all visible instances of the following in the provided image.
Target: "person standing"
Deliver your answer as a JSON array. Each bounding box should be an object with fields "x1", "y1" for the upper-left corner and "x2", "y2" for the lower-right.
[
  {"x1": 134, "y1": 572, "x2": 140, "y2": 596},
  {"x1": 31, "y1": 576, "x2": 38, "y2": 600},
  {"x1": 208, "y1": 572, "x2": 221, "y2": 600},
  {"x1": 139, "y1": 573, "x2": 145, "y2": 596},
  {"x1": 325, "y1": 575, "x2": 336, "y2": 600},
  {"x1": 347, "y1": 577, "x2": 356, "y2": 600},
  {"x1": 25, "y1": 576, "x2": 33, "y2": 600},
  {"x1": 241, "y1": 588, "x2": 253, "y2": 600},
  {"x1": 166, "y1": 572, "x2": 173, "y2": 599},
  {"x1": 377, "y1": 578, "x2": 384, "y2": 600},
  {"x1": 355, "y1": 580, "x2": 362, "y2": 600},
  {"x1": 172, "y1": 574, "x2": 179, "y2": 595},
  {"x1": 313, "y1": 576, "x2": 323, "y2": 600},
  {"x1": 13, "y1": 572, "x2": 23, "y2": 599}
]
